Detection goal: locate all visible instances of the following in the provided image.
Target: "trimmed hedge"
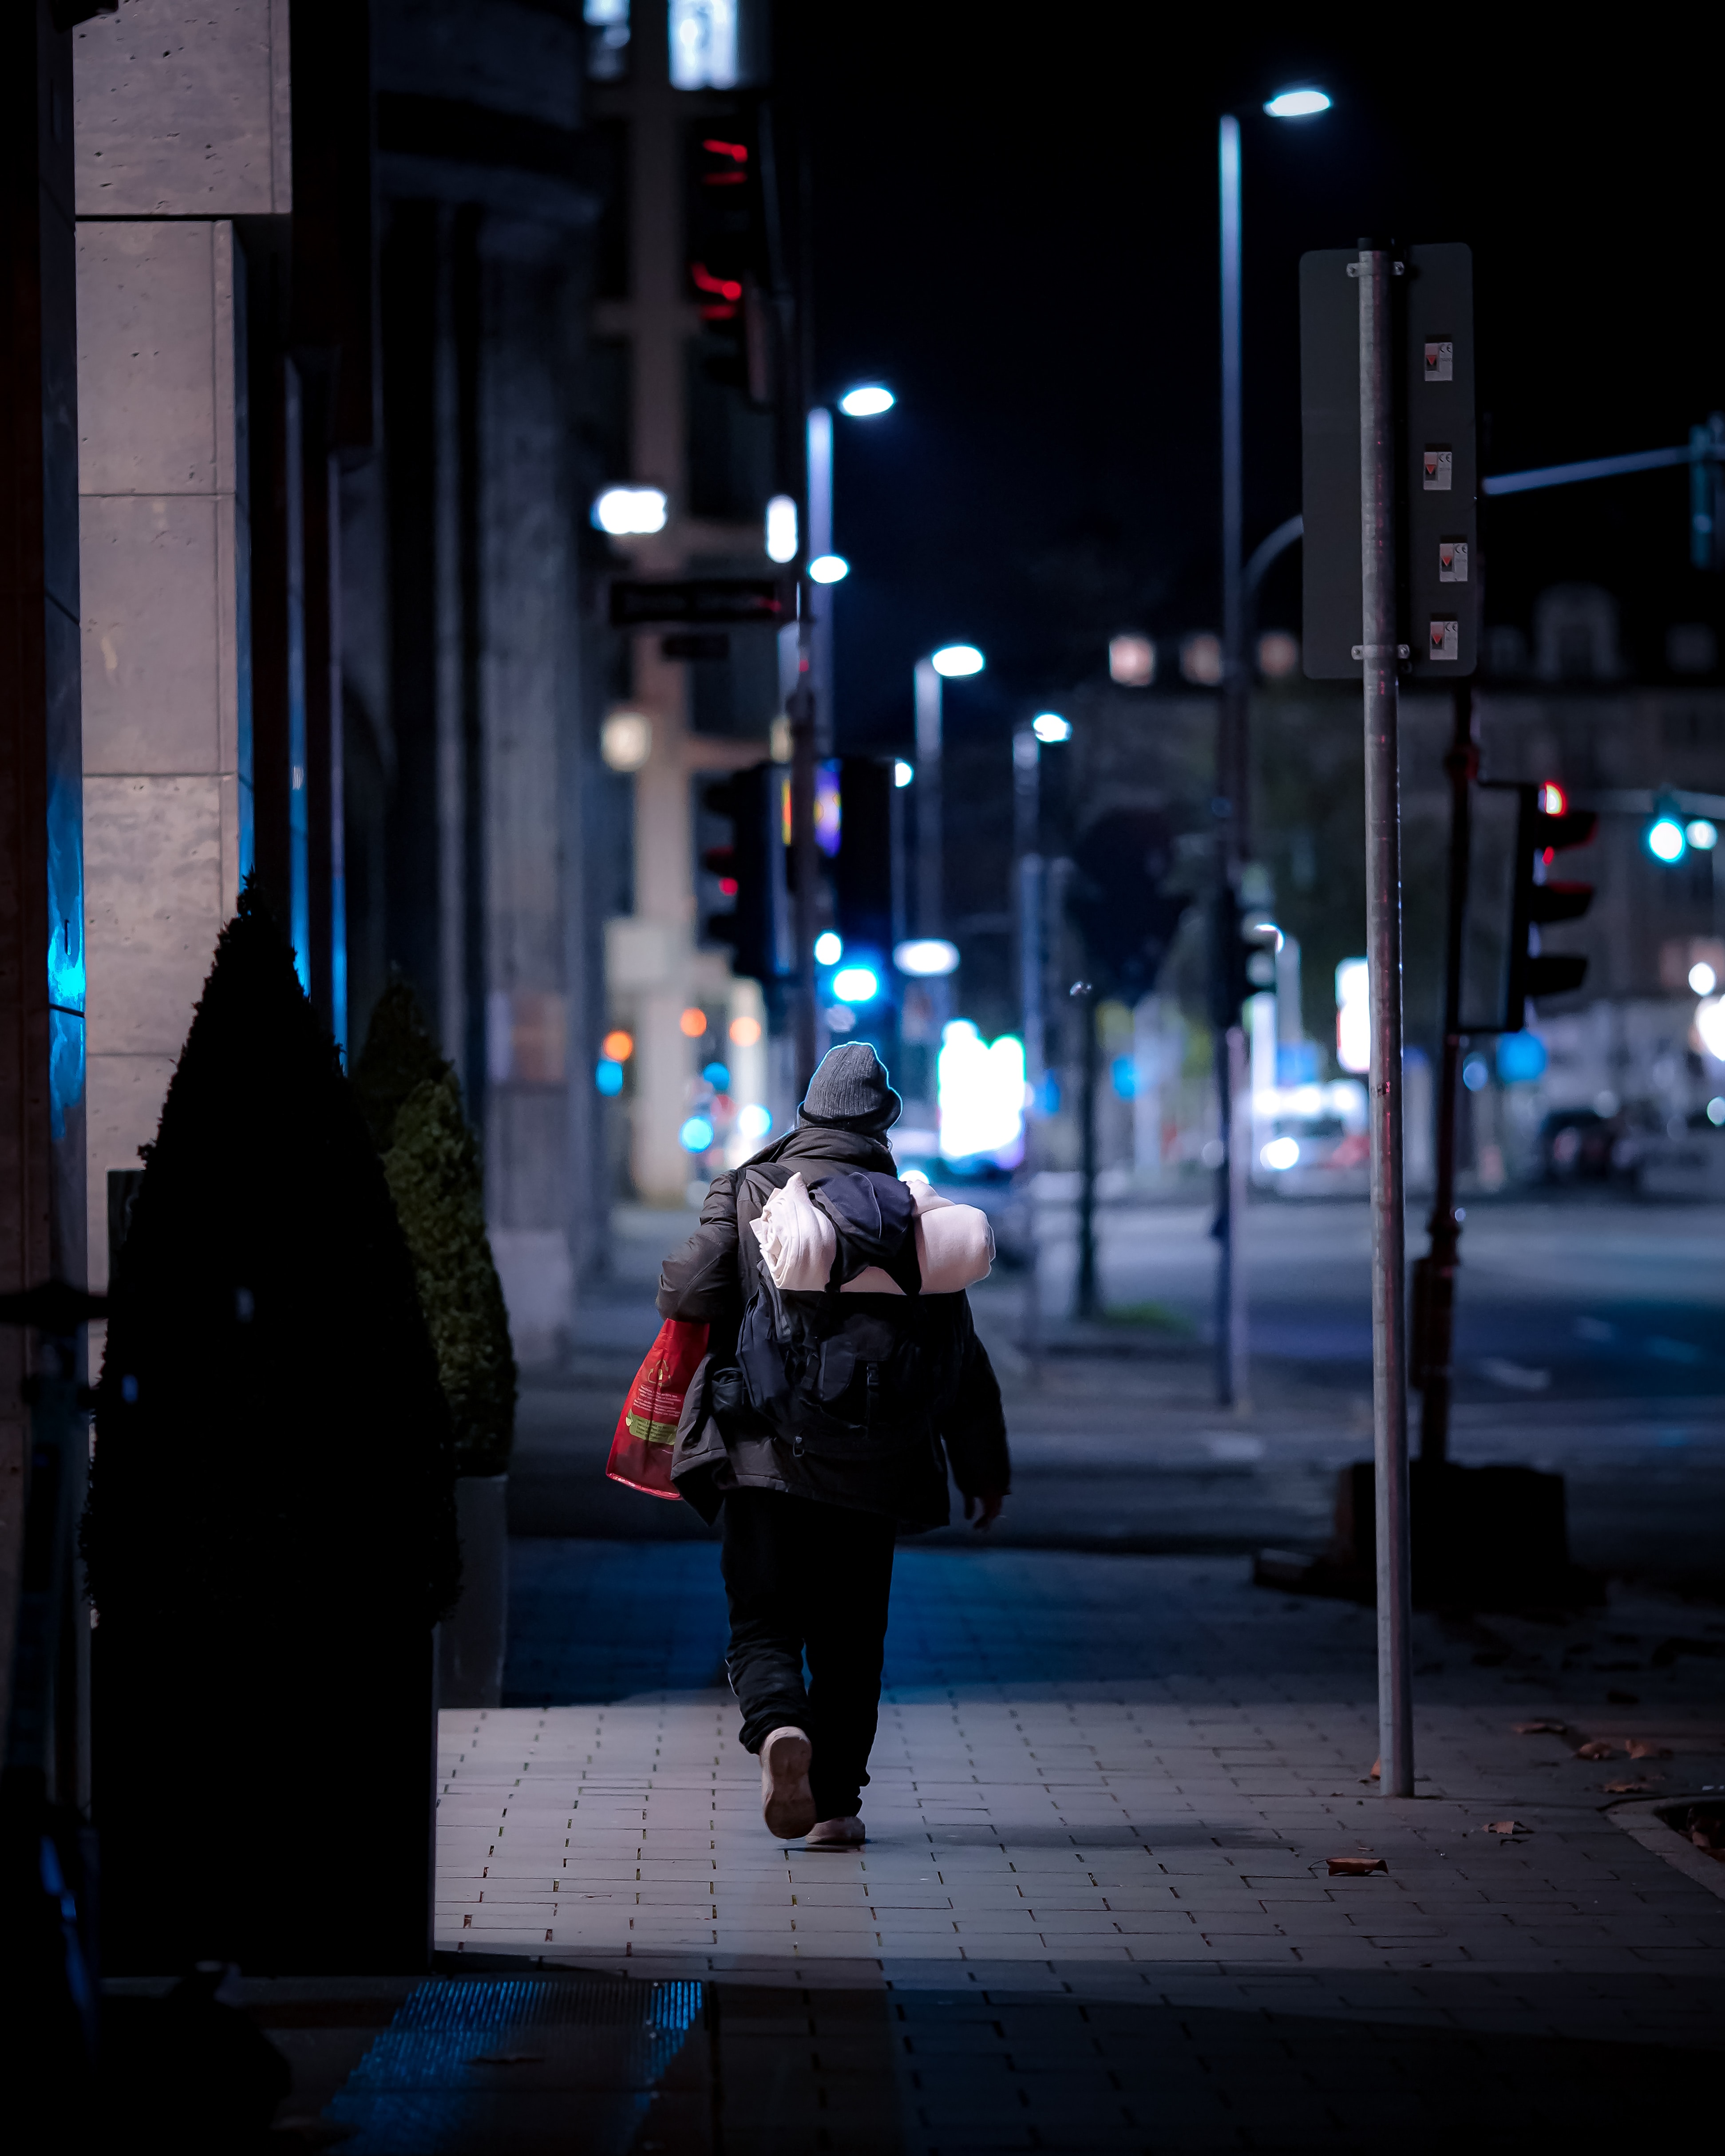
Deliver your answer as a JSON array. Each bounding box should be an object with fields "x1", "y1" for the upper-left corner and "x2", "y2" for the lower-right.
[
  {"x1": 353, "y1": 976, "x2": 518, "y2": 1477},
  {"x1": 82, "y1": 881, "x2": 457, "y2": 1971}
]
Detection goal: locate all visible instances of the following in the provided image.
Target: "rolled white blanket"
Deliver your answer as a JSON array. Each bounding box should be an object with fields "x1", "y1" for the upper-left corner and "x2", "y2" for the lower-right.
[
  {"x1": 841, "y1": 1173, "x2": 995, "y2": 1295},
  {"x1": 748, "y1": 1172, "x2": 836, "y2": 1291},
  {"x1": 913, "y1": 1203, "x2": 995, "y2": 1293}
]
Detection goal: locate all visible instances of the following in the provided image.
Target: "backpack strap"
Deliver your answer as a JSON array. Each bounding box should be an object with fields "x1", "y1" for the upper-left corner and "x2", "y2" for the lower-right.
[{"x1": 733, "y1": 1164, "x2": 794, "y2": 1307}]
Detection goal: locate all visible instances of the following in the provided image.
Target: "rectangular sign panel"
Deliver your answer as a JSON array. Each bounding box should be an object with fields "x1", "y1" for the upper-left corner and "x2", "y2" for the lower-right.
[
  {"x1": 1300, "y1": 243, "x2": 1477, "y2": 680},
  {"x1": 1457, "y1": 780, "x2": 1521, "y2": 1031},
  {"x1": 1403, "y1": 243, "x2": 1478, "y2": 679},
  {"x1": 609, "y1": 578, "x2": 787, "y2": 628}
]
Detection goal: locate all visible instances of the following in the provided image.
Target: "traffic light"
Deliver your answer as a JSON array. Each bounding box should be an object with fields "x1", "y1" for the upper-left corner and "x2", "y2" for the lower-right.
[
  {"x1": 1205, "y1": 880, "x2": 1283, "y2": 1031},
  {"x1": 1692, "y1": 414, "x2": 1724, "y2": 572},
  {"x1": 685, "y1": 116, "x2": 768, "y2": 398},
  {"x1": 1209, "y1": 883, "x2": 1252, "y2": 1031},
  {"x1": 1506, "y1": 780, "x2": 1595, "y2": 1016},
  {"x1": 1066, "y1": 808, "x2": 1190, "y2": 1004},
  {"x1": 699, "y1": 764, "x2": 780, "y2": 986}
]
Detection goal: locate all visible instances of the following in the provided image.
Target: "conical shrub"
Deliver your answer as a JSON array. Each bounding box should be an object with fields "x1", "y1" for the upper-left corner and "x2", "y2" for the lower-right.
[
  {"x1": 353, "y1": 977, "x2": 517, "y2": 1477},
  {"x1": 384, "y1": 1070, "x2": 517, "y2": 1476},
  {"x1": 350, "y1": 968, "x2": 447, "y2": 1154},
  {"x1": 83, "y1": 881, "x2": 458, "y2": 1972}
]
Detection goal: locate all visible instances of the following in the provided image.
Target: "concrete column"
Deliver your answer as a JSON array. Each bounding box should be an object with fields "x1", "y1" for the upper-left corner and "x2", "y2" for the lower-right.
[
  {"x1": 593, "y1": 3, "x2": 774, "y2": 1204},
  {"x1": 617, "y1": 12, "x2": 696, "y2": 1207},
  {"x1": 630, "y1": 639, "x2": 697, "y2": 1203},
  {"x1": 0, "y1": 0, "x2": 88, "y2": 1759},
  {"x1": 479, "y1": 229, "x2": 582, "y2": 1363},
  {"x1": 77, "y1": 217, "x2": 254, "y2": 1290},
  {"x1": 72, "y1": 0, "x2": 290, "y2": 1285}
]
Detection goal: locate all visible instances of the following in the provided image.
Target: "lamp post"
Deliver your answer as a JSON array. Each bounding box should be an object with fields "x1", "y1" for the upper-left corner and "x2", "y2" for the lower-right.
[
  {"x1": 902, "y1": 646, "x2": 981, "y2": 1122},
  {"x1": 790, "y1": 386, "x2": 893, "y2": 1086},
  {"x1": 915, "y1": 644, "x2": 985, "y2": 942},
  {"x1": 802, "y1": 385, "x2": 893, "y2": 751},
  {"x1": 1013, "y1": 727, "x2": 1044, "y2": 1098},
  {"x1": 1212, "y1": 86, "x2": 1331, "y2": 1409}
]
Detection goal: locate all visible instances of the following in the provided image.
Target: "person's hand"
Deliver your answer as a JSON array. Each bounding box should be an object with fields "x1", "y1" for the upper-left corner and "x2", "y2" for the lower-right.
[{"x1": 964, "y1": 1490, "x2": 1005, "y2": 1532}]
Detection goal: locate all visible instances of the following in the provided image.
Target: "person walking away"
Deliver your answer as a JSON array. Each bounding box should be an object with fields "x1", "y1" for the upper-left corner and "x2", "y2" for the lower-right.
[{"x1": 657, "y1": 1043, "x2": 1009, "y2": 1848}]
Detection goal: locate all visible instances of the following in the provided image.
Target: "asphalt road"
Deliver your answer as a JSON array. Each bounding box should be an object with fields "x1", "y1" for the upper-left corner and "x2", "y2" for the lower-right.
[
  {"x1": 1027, "y1": 1191, "x2": 1725, "y2": 1402},
  {"x1": 508, "y1": 1193, "x2": 1725, "y2": 1595}
]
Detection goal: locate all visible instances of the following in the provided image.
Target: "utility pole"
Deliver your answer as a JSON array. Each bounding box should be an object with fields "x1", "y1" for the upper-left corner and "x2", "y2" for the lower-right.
[
  {"x1": 1207, "y1": 87, "x2": 1337, "y2": 1400},
  {"x1": 914, "y1": 658, "x2": 943, "y2": 937},
  {"x1": 1013, "y1": 728, "x2": 1044, "y2": 1094},
  {"x1": 1073, "y1": 980, "x2": 1099, "y2": 1320},
  {"x1": 806, "y1": 406, "x2": 835, "y2": 749},
  {"x1": 1354, "y1": 243, "x2": 1414, "y2": 1799},
  {"x1": 1212, "y1": 114, "x2": 1248, "y2": 1409},
  {"x1": 1015, "y1": 728, "x2": 1044, "y2": 1377},
  {"x1": 788, "y1": 671, "x2": 819, "y2": 1093},
  {"x1": 790, "y1": 412, "x2": 823, "y2": 1096}
]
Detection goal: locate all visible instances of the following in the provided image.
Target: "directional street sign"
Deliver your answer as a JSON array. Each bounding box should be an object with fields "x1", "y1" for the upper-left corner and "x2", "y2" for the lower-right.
[{"x1": 608, "y1": 577, "x2": 788, "y2": 628}]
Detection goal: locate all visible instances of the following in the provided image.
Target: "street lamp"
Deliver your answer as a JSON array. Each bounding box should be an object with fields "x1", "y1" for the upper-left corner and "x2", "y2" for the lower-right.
[
  {"x1": 1212, "y1": 85, "x2": 1332, "y2": 1410},
  {"x1": 913, "y1": 645, "x2": 985, "y2": 939},
  {"x1": 1012, "y1": 719, "x2": 1064, "y2": 1113},
  {"x1": 764, "y1": 494, "x2": 798, "y2": 563},
  {"x1": 804, "y1": 385, "x2": 896, "y2": 744},
  {"x1": 592, "y1": 485, "x2": 668, "y2": 535},
  {"x1": 1262, "y1": 87, "x2": 1331, "y2": 118},
  {"x1": 790, "y1": 385, "x2": 896, "y2": 1088},
  {"x1": 1219, "y1": 87, "x2": 1333, "y2": 852}
]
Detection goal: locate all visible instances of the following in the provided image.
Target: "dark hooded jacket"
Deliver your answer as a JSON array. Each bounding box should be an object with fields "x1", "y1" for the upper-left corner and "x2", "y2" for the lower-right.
[{"x1": 657, "y1": 1120, "x2": 1009, "y2": 1529}]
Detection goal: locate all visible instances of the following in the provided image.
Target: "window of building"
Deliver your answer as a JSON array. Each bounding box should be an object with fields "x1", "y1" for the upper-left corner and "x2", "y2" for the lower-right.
[
  {"x1": 586, "y1": 0, "x2": 631, "y2": 82},
  {"x1": 669, "y1": 0, "x2": 738, "y2": 89}
]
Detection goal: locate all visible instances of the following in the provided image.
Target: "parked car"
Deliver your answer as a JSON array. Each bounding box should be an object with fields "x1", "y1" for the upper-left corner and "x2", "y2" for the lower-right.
[{"x1": 1540, "y1": 1108, "x2": 1619, "y2": 1182}]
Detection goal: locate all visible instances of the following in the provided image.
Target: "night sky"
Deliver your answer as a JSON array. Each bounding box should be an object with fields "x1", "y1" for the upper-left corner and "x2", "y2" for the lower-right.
[{"x1": 799, "y1": 17, "x2": 1723, "y2": 755}]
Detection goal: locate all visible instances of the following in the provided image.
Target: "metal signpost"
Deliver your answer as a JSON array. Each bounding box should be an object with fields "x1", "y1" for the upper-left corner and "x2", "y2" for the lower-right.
[
  {"x1": 1353, "y1": 245, "x2": 1415, "y2": 1796},
  {"x1": 1301, "y1": 239, "x2": 1478, "y2": 1797},
  {"x1": 1213, "y1": 118, "x2": 1248, "y2": 1411}
]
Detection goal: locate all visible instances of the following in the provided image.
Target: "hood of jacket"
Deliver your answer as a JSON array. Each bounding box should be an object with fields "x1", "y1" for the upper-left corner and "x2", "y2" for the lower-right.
[{"x1": 742, "y1": 1121, "x2": 897, "y2": 1177}]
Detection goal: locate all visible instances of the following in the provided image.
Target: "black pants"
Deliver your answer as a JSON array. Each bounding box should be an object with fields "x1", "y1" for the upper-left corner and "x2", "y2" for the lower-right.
[{"x1": 720, "y1": 1488, "x2": 896, "y2": 1822}]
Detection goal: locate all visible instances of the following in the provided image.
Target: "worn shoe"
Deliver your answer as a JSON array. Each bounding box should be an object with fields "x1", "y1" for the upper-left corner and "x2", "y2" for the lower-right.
[
  {"x1": 804, "y1": 1816, "x2": 866, "y2": 1849},
  {"x1": 760, "y1": 1726, "x2": 816, "y2": 1840}
]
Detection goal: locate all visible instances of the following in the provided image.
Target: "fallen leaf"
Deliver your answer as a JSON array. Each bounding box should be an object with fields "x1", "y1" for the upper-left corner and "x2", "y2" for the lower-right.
[
  {"x1": 1326, "y1": 1856, "x2": 1388, "y2": 1876},
  {"x1": 1515, "y1": 1720, "x2": 1567, "y2": 1735},
  {"x1": 1360, "y1": 1757, "x2": 1381, "y2": 1784},
  {"x1": 1483, "y1": 1820, "x2": 1530, "y2": 1836},
  {"x1": 1625, "y1": 1739, "x2": 1672, "y2": 1760},
  {"x1": 1603, "y1": 1778, "x2": 1655, "y2": 1794},
  {"x1": 1575, "y1": 1740, "x2": 1614, "y2": 1760}
]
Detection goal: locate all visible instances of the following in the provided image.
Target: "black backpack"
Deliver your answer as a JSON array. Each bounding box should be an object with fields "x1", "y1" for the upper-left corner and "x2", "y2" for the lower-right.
[{"x1": 725, "y1": 1164, "x2": 967, "y2": 1458}]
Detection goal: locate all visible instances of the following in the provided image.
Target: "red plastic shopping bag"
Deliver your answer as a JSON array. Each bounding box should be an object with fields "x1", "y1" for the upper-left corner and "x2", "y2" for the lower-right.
[{"x1": 606, "y1": 1319, "x2": 709, "y2": 1499}]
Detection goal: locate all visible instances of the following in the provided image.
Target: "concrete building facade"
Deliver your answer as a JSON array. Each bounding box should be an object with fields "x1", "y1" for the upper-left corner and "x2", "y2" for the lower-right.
[
  {"x1": 68, "y1": 0, "x2": 621, "y2": 1366},
  {"x1": 590, "y1": 2, "x2": 800, "y2": 1204}
]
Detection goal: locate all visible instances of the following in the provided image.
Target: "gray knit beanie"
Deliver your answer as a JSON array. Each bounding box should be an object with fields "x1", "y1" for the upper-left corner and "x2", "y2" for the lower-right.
[{"x1": 799, "y1": 1042, "x2": 902, "y2": 1134}]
